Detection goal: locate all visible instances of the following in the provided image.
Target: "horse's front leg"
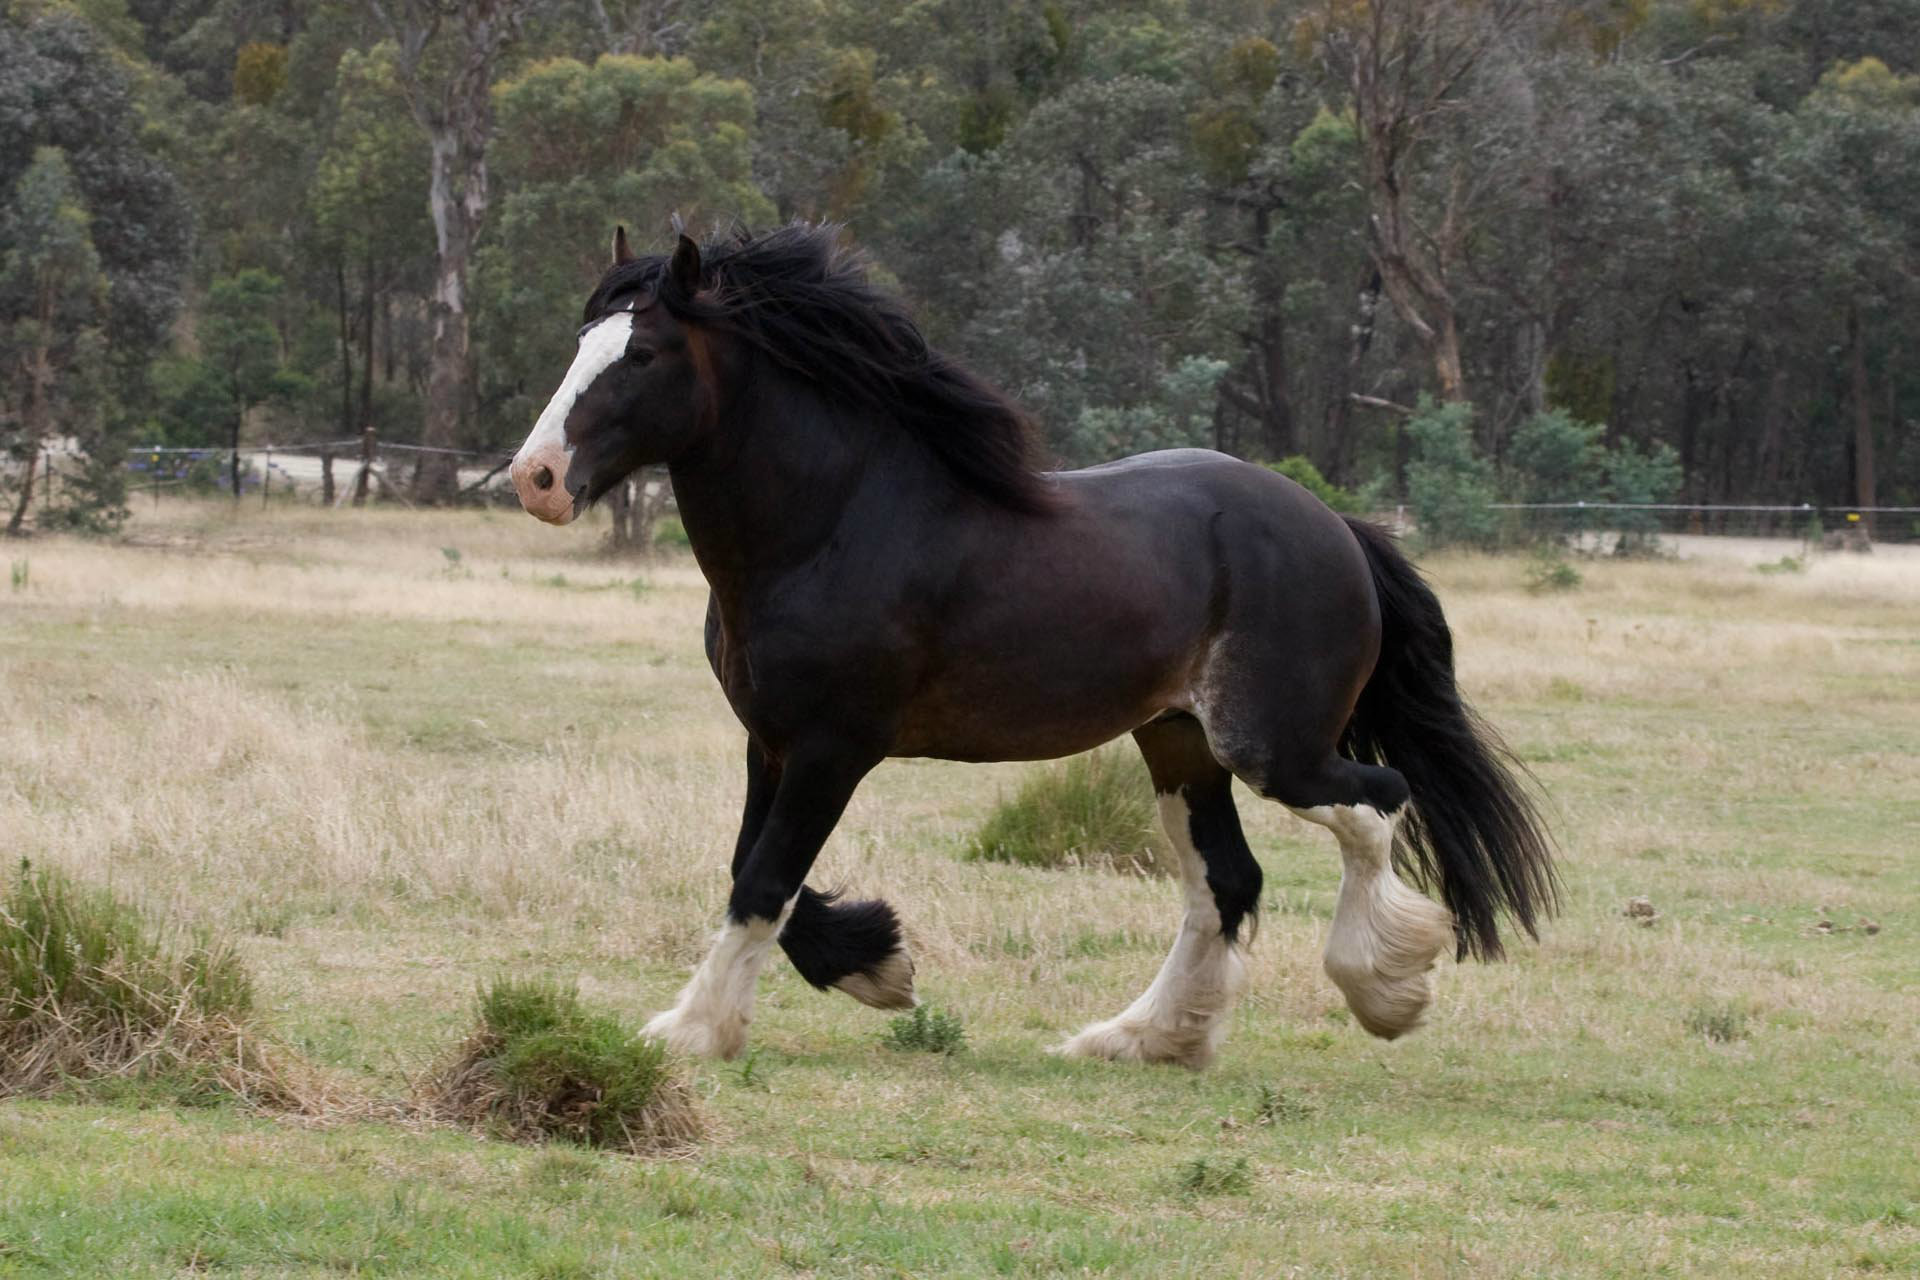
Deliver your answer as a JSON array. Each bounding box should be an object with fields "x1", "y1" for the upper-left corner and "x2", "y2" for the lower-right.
[{"x1": 643, "y1": 742, "x2": 876, "y2": 1059}]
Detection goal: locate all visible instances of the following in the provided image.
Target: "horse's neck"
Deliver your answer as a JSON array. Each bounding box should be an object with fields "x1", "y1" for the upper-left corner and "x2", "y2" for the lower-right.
[{"x1": 669, "y1": 385, "x2": 938, "y2": 623}]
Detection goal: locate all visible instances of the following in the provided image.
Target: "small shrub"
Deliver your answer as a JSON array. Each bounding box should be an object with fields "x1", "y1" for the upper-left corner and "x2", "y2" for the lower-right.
[
  {"x1": 1175, "y1": 1155, "x2": 1253, "y2": 1196},
  {"x1": 652, "y1": 517, "x2": 691, "y2": 551},
  {"x1": 884, "y1": 1003, "x2": 966, "y2": 1055},
  {"x1": 1268, "y1": 455, "x2": 1359, "y2": 512},
  {"x1": 1684, "y1": 1000, "x2": 1749, "y2": 1044},
  {"x1": 1404, "y1": 397, "x2": 1500, "y2": 549},
  {"x1": 965, "y1": 748, "x2": 1173, "y2": 876},
  {"x1": 1524, "y1": 547, "x2": 1583, "y2": 593},
  {"x1": 424, "y1": 978, "x2": 700, "y2": 1154},
  {"x1": 8, "y1": 559, "x2": 25, "y2": 591},
  {"x1": 1754, "y1": 556, "x2": 1804, "y2": 575},
  {"x1": 0, "y1": 860, "x2": 319, "y2": 1109}
]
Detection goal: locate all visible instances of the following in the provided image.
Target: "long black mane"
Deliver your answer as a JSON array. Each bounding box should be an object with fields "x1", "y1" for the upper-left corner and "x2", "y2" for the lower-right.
[{"x1": 589, "y1": 224, "x2": 1055, "y2": 513}]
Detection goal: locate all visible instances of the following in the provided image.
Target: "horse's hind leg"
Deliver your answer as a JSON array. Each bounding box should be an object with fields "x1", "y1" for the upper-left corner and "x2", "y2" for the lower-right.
[
  {"x1": 1257, "y1": 755, "x2": 1455, "y2": 1039},
  {"x1": 1056, "y1": 714, "x2": 1259, "y2": 1069}
]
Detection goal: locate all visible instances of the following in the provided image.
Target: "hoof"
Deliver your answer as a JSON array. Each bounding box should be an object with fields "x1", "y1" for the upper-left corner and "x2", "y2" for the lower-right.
[
  {"x1": 642, "y1": 1005, "x2": 748, "y2": 1060},
  {"x1": 832, "y1": 946, "x2": 917, "y2": 1010},
  {"x1": 1325, "y1": 878, "x2": 1454, "y2": 1040},
  {"x1": 1052, "y1": 1016, "x2": 1220, "y2": 1070}
]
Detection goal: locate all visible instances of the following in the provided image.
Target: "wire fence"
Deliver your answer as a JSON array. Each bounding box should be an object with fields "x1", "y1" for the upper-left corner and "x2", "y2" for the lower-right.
[
  {"x1": 8, "y1": 440, "x2": 1918, "y2": 549},
  {"x1": 1485, "y1": 502, "x2": 1920, "y2": 548}
]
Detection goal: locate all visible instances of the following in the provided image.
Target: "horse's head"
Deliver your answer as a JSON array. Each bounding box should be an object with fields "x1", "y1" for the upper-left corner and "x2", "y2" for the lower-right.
[{"x1": 510, "y1": 227, "x2": 715, "y2": 524}]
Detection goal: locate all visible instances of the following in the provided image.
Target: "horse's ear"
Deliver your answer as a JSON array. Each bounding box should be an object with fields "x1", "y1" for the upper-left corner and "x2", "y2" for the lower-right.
[
  {"x1": 612, "y1": 225, "x2": 634, "y2": 265},
  {"x1": 668, "y1": 232, "x2": 702, "y2": 296}
]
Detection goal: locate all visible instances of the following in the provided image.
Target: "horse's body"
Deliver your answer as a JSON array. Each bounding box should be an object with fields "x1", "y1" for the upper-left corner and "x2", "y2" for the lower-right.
[{"x1": 510, "y1": 224, "x2": 1556, "y2": 1068}]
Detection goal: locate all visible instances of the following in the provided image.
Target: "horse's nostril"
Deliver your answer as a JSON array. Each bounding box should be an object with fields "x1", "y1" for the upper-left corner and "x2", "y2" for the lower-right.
[{"x1": 532, "y1": 465, "x2": 554, "y2": 492}]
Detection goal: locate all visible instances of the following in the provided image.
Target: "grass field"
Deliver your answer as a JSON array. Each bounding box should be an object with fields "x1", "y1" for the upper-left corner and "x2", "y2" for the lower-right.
[{"x1": 3, "y1": 501, "x2": 1917, "y2": 1278}]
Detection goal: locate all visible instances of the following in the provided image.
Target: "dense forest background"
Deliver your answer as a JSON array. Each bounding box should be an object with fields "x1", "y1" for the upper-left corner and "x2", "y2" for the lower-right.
[{"x1": 2, "y1": 0, "x2": 1916, "y2": 532}]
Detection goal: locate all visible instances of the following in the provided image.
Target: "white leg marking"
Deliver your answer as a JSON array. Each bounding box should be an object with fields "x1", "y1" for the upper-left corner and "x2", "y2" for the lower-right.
[
  {"x1": 642, "y1": 895, "x2": 797, "y2": 1060},
  {"x1": 1056, "y1": 793, "x2": 1247, "y2": 1069},
  {"x1": 1291, "y1": 802, "x2": 1455, "y2": 1040}
]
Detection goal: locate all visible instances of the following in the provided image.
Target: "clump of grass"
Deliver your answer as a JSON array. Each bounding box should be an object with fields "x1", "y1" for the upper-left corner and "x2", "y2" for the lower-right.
[
  {"x1": 964, "y1": 748, "x2": 1173, "y2": 876},
  {"x1": 8, "y1": 558, "x2": 25, "y2": 591},
  {"x1": 423, "y1": 978, "x2": 701, "y2": 1154},
  {"x1": 1175, "y1": 1155, "x2": 1253, "y2": 1196},
  {"x1": 1253, "y1": 1083, "x2": 1313, "y2": 1125},
  {"x1": 1754, "y1": 555, "x2": 1805, "y2": 575},
  {"x1": 1683, "y1": 999, "x2": 1750, "y2": 1044},
  {"x1": 0, "y1": 860, "x2": 322, "y2": 1110},
  {"x1": 884, "y1": 1003, "x2": 966, "y2": 1055}
]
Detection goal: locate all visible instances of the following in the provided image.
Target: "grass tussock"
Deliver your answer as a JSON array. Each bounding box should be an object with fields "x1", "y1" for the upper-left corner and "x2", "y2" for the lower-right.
[
  {"x1": 965, "y1": 748, "x2": 1174, "y2": 877},
  {"x1": 423, "y1": 978, "x2": 701, "y2": 1155},
  {"x1": 0, "y1": 861, "x2": 330, "y2": 1112}
]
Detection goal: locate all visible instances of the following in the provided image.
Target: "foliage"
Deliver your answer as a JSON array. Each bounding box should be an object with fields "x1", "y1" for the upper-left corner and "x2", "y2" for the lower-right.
[
  {"x1": 965, "y1": 748, "x2": 1172, "y2": 876},
  {"x1": 883, "y1": 1003, "x2": 966, "y2": 1055},
  {"x1": 1268, "y1": 455, "x2": 1359, "y2": 512},
  {"x1": 425, "y1": 977, "x2": 700, "y2": 1153},
  {"x1": 1604, "y1": 440, "x2": 1684, "y2": 555},
  {"x1": 1404, "y1": 398, "x2": 1500, "y2": 549},
  {"x1": 13, "y1": 0, "x2": 1920, "y2": 516}
]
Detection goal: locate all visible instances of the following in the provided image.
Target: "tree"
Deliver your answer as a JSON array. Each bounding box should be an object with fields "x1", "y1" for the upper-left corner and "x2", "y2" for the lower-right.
[
  {"x1": 476, "y1": 54, "x2": 774, "y2": 453},
  {"x1": 0, "y1": 12, "x2": 191, "y2": 532},
  {"x1": 1303, "y1": 0, "x2": 1535, "y2": 404},
  {"x1": 1, "y1": 148, "x2": 107, "y2": 535},
  {"x1": 193, "y1": 271, "x2": 306, "y2": 498},
  {"x1": 365, "y1": 0, "x2": 548, "y2": 502}
]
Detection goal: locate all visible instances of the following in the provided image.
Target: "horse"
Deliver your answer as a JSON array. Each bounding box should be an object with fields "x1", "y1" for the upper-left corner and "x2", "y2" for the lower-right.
[{"x1": 507, "y1": 222, "x2": 1557, "y2": 1069}]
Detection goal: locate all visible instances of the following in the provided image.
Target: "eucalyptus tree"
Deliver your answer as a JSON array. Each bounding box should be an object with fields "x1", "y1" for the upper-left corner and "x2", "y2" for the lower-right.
[{"x1": 363, "y1": 0, "x2": 553, "y2": 502}]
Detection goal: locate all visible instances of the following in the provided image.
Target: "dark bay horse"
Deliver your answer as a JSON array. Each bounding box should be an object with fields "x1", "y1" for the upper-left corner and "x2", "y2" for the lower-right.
[{"x1": 509, "y1": 223, "x2": 1556, "y2": 1068}]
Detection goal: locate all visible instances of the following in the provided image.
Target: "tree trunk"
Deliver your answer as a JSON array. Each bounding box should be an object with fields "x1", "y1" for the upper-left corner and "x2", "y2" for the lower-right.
[
  {"x1": 5, "y1": 440, "x2": 36, "y2": 536},
  {"x1": 230, "y1": 406, "x2": 244, "y2": 500},
  {"x1": 416, "y1": 129, "x2": 475, "y2": 503},
  {"x1": 1849, "y1": 305, "x2": 1875, "y2": 537},
  {"x1": 375, "y1": 0, "x2": 531, "y2": 504},
  {"x1": 607, "y1": 478, "x2": 634, "y2": 549},
  {"x1": 1324, "y1": 267, "x2": 1383, "y2": 485},
  {"x1": 336, "y1": 261, "x2": 354, "y2": 439}
]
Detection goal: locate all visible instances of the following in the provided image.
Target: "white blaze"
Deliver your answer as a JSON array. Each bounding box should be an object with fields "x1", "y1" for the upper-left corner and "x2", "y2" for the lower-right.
[{"x1": 510, "y1": 310, "x2": 635, "y2": 523}]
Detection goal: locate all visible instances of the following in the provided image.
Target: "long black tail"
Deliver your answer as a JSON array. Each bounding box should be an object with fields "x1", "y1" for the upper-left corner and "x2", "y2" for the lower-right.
[{"x1": 1341, "y1": 517, "x2": 1559, "y2": 961}]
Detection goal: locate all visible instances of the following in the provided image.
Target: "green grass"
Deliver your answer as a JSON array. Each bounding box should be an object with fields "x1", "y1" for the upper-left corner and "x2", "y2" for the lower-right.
[
  {"x1": 965, "y1": 747, "x2": 1173, "y2": 875},
  {"x1": 883, "y1": 1003, "x2": 966, "y2": 1055},
  {"x1": 1, "y1": 503, "x2": 1917, "y2": 1276}
]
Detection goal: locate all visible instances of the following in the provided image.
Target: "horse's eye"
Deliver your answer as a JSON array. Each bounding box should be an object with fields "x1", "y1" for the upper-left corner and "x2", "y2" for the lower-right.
[{"x1": 629, "y1": 348, "x2": 655, "y2": 366}]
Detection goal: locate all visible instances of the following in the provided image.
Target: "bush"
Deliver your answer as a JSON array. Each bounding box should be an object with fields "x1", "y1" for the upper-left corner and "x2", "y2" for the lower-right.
[
  {"x1": 884, "y1": 1003, "x2": 966, "y2": 1055},
  {"x1": 0, "y1": 860, "x2": 318, "y2": 1108},
  {"x1": 1404, "y1": 397, "x2": 1500, "y2": 549},
  {"x1": 1524, "y1": 546, "x2": 1582, "y2": 593},
  {"x1": 1268, "y1": 455, "x2": 1359, "y2": 512},
  {"x1": 1604, "y1": 440, "x2": 1683, "y2": 556},
  {"x1": 652, "y1": 516, "x2": 690, "y2": 550},
  {"x1": 424, "y1": 978, "x2": 700, "y2": 1154},
  {"x1": 964, "y1": 748, "x2": 1173, "y2": 876}
]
